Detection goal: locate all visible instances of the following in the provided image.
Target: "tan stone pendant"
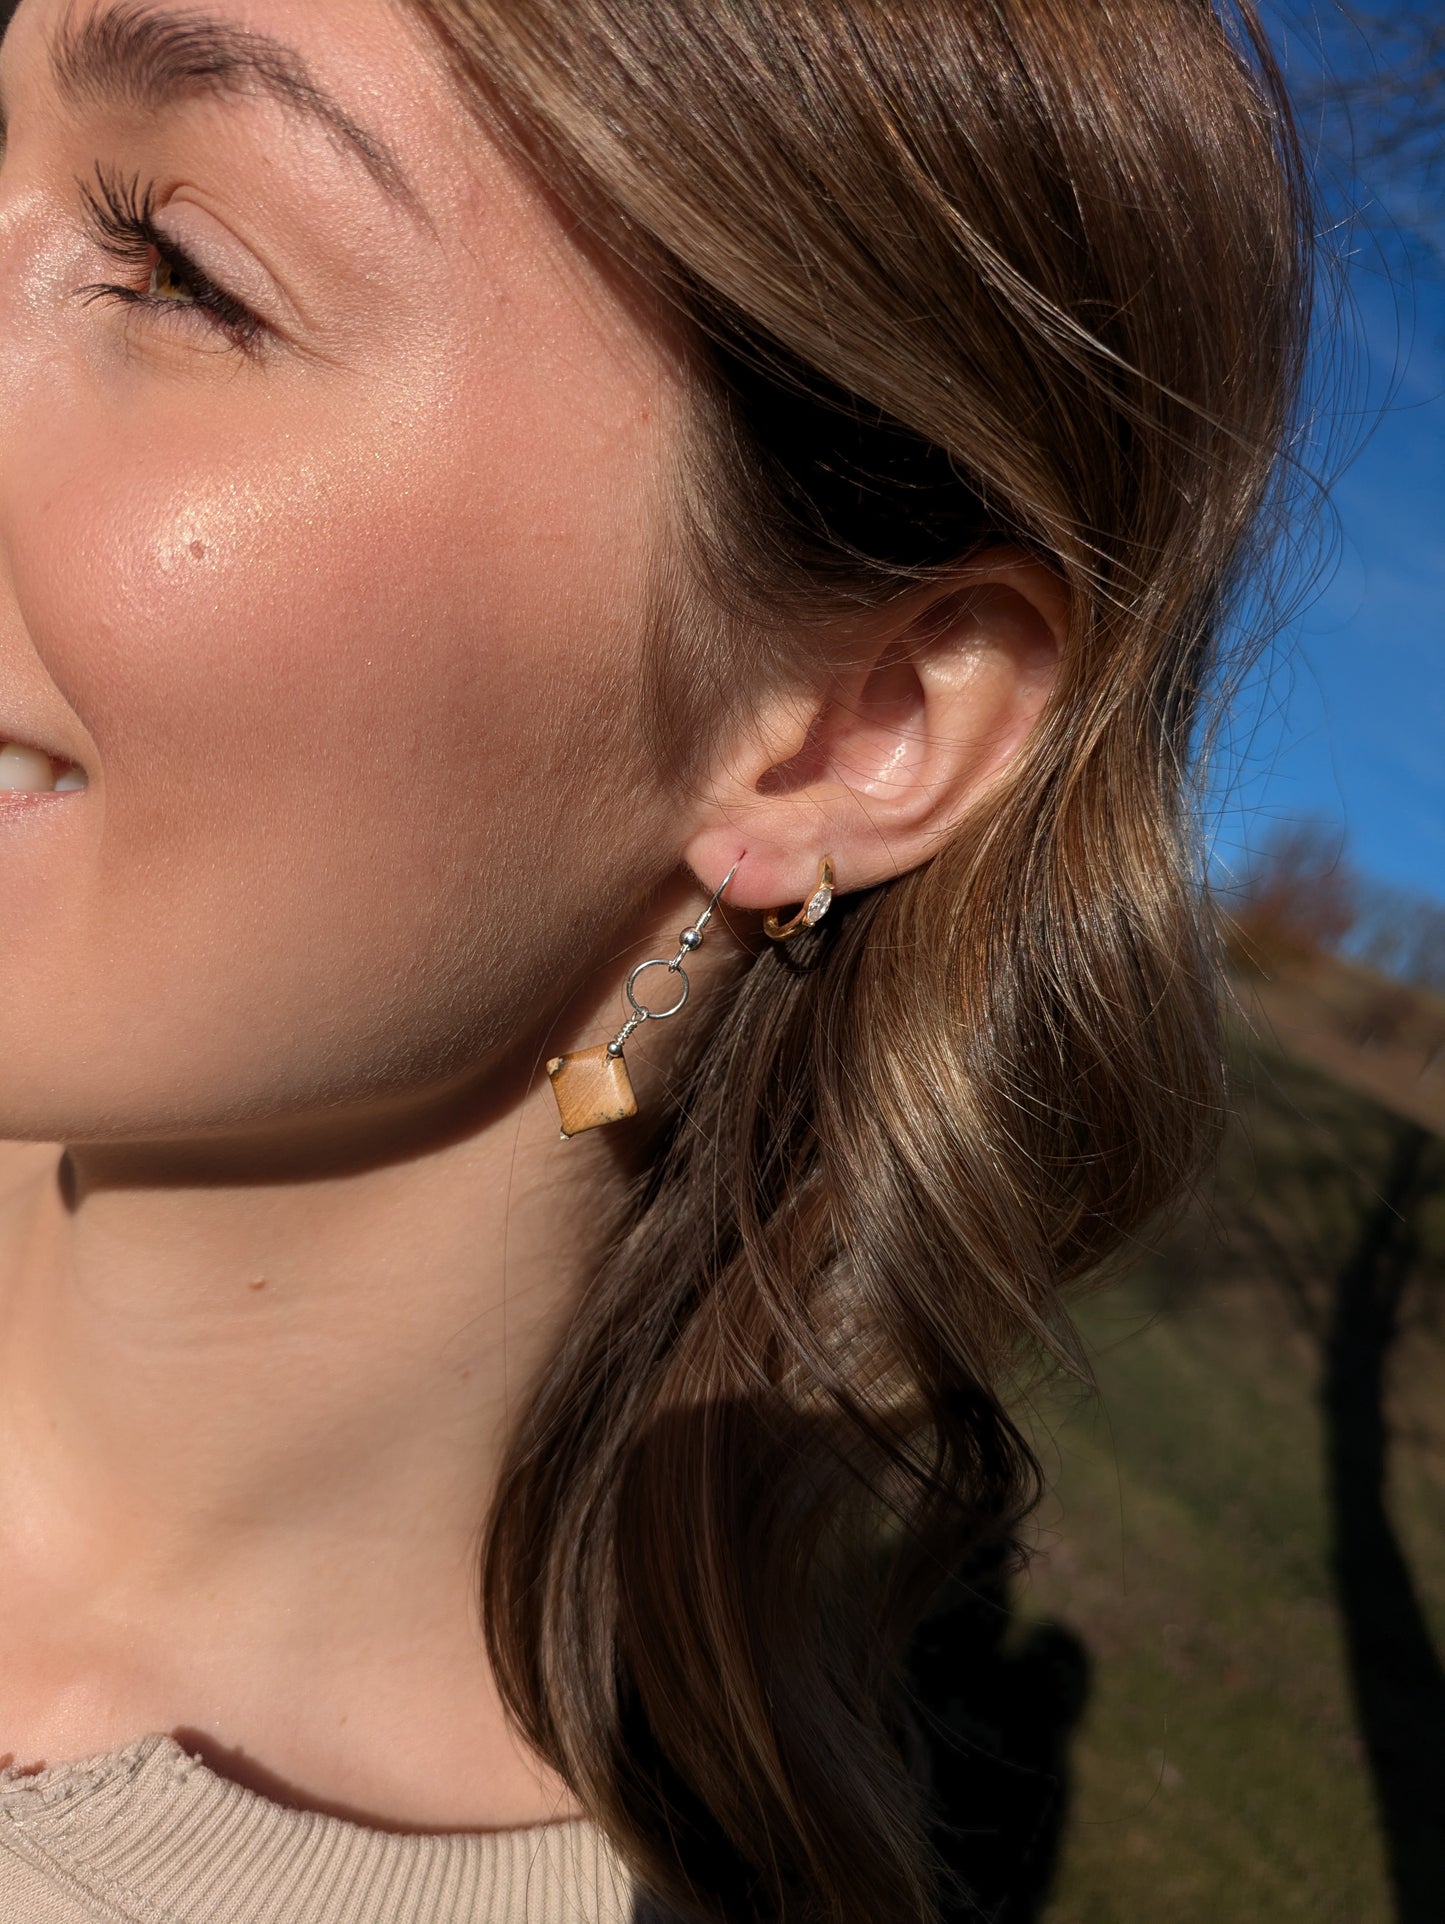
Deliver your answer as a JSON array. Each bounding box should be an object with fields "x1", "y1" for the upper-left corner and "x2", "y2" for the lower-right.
[
  {"x1": 546, "y1": 1042, "x2": 639, "y2": 1140},
  {"x1": 545, "y1": 863, "x2": 739, "y2": 1142}
]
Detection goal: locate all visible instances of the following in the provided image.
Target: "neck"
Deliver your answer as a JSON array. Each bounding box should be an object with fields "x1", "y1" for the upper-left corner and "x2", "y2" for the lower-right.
[
  {"x1": 8, "y1": 1104, "x2": 606, "y2": 1563},
  {"x1": 0, "y1": 1063, "x2": 635, "y2": 1825}
]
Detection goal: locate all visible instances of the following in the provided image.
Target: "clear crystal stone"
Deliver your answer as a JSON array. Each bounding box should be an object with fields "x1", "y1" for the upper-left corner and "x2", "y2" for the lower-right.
[{"x1": 803, "y1": 884, "x2": 834, "y2": 925}]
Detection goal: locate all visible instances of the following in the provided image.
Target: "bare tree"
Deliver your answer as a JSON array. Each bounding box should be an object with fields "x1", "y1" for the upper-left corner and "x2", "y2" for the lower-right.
[
  {"x1": 1354, "y1": 879, "x2": 1445, "y2": 993},
  {"x1": 1286, "y1": 1, "x2": 1445, "y2": 273},
  {"x1": 1222, "y1": 815, "x2": 1360, "y2": 971}
]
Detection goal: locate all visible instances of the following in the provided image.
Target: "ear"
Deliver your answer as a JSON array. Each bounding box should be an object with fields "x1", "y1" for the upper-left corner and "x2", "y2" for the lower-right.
[{"x1": 684, "y1": 546, "x2": 1067, "y2": 914}]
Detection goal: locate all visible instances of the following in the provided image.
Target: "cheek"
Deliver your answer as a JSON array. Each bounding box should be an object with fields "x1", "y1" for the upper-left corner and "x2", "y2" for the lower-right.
[{"x1": 2, "y1": 370, "x2": 669, "y2": 1125}]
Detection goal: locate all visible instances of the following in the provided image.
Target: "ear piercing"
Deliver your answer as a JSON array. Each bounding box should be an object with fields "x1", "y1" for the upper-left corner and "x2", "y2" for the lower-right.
[
  {"x1": 762, "y1": 857, "x2": 836, "y2": 941},
  {"x1": 546, "y1": 855, "x2": 839, "y2": 1140}
]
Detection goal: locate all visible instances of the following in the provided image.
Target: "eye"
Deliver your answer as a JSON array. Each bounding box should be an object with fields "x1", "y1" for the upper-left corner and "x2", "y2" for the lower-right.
[
  {"x1": 74, "y1": 164, "x2": 266, "y2": 356},
  {"x1": 148, "y1": 254, "x2": 193, "y2": 304}
]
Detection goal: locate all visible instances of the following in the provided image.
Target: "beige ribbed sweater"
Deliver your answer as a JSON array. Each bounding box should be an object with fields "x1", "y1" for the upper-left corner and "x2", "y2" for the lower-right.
[{"x1": 0, "y1": 1732, "x2": 638, "y2": 1923}]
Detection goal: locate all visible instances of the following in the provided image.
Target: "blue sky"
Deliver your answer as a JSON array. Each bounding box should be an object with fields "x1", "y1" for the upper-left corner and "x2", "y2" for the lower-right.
[
  {"x1": 1211, "y1": 264, "x2": 1445, "y2": 899},
  {"x1": 1210, "y1": 4, "x2": 1444, "y2": 903}
]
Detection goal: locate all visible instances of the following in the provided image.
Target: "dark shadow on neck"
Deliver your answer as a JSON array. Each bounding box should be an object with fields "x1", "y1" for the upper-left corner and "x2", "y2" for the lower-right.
[{"x1": 166, "y1": 1727, "x2": 583, "y2": 1838}]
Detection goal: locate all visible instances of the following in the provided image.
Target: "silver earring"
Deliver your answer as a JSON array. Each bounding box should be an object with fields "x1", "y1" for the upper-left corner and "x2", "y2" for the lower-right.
[{"x1": 546, "y1": 864, "x2": 739, "y2": 1140}]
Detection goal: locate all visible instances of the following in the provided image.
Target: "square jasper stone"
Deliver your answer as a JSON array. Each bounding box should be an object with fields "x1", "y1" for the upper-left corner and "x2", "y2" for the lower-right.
[{"x1": 546, "y1": 1044, "x2": 638, "y2": 1139}]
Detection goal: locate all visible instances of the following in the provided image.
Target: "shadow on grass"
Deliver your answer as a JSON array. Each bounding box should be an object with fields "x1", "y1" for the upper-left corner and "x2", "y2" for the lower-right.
[
  {"x1": 904, "y1": 1546, "x2": 1092, "y2": 1922},
  {"x1": 1322, "y1": 1116, "x2": 1445, "y2": 1924},
  {"x1": 1153, "y1": 1033, "x2": 1445, "y2": 1924}
]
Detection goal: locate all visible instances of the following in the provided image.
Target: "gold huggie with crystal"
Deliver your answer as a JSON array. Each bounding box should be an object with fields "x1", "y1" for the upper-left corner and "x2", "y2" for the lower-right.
[
  {"x1": 762, "y1": 857, "x2": 836, "y2": 942},
  {"x1": 546, "y1": 864, "x2": 739, "y2": 1141}
]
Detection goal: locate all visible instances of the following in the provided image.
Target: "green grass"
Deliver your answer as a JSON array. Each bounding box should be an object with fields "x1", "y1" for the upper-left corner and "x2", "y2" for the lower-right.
[
  {"x1": 1005, "y1": 1097, "x2": 1445, "y2": 1924},
  {"x1": 899, "y1": 1034, "x2": 1444, "y2": 1921}
]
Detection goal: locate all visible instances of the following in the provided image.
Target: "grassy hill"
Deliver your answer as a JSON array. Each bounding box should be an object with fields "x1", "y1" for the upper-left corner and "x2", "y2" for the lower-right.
[{"x1": 939, "y1": 1003, "x2": 1445, "y2": 1923}]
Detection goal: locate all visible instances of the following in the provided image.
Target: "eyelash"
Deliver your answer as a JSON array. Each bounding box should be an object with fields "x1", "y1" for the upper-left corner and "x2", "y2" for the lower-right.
[{"x1": 75, "y1": 165, "x2": 266, "y2": 356}]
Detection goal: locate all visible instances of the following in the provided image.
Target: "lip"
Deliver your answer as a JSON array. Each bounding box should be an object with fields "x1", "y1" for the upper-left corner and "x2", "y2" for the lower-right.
[{"x1": 0, "y1": 789, "x2": 81, "y2": 812}]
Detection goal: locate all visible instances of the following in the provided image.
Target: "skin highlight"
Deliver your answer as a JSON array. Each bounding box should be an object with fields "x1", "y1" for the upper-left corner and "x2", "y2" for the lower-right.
[{"x1": 0, "y1": 0, "x2": 1065, "y2": 1835}]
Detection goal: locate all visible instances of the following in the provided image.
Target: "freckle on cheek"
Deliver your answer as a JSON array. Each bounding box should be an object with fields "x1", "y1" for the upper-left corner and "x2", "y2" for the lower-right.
[{"x1": 190, "y1": 542, "x2": 207, "y2": 561}]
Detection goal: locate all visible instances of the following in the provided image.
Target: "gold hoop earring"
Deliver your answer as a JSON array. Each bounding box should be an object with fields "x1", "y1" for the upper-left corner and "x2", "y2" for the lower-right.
[
  {"x1": 763, "y1": 857, "x2": 836, "y2": 941},
  {"x1": 546, "y1": 864, "x2": 739, "y2": 1141}
]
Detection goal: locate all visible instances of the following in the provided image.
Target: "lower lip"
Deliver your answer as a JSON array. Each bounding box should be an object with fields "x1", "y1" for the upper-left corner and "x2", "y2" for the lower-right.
[{"x1": 0, "y1": 790, "x2": 86, "y2": 813}]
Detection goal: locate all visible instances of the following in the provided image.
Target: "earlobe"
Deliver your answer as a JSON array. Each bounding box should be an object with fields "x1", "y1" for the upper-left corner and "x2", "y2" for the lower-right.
[{"x1": 682, "y1": 548, "x2": 1067, "y2": 913}]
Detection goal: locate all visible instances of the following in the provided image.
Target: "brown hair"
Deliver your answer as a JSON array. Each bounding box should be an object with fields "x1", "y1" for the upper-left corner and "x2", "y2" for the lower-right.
[{"x1": 409, "y1": 4, "x2": 1315, "y2": 1919}]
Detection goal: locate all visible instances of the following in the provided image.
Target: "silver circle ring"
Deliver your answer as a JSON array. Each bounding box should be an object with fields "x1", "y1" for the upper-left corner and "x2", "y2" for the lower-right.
[{"x1": 625, "y1": 959, "x2": 691, "y2": 1022}]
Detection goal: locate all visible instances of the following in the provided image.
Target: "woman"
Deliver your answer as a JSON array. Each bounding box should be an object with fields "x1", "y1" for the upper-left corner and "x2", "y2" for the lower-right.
[{"x1": 0, "y1": 0, "x2": 1313, "y2": 1919}]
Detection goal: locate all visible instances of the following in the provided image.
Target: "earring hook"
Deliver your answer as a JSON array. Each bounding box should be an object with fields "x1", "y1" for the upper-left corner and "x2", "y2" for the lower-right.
[
  {"x1": 694, "y1": 860, "x2": 740, "y2": 937},
  {"x1": 545, "y1": 857, "x2": 744, "y2": 1139}
]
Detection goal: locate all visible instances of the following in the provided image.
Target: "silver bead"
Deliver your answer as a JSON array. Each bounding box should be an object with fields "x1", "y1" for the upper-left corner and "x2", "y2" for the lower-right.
[{"x1": 679, "y1": 926, "x2": 703, "y2": 951}]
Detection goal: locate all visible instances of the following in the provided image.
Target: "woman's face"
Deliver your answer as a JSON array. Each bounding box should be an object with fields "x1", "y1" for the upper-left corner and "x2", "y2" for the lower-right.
[{"x1": 0, "y1": 0, "x2": 694, "y2": 1143}]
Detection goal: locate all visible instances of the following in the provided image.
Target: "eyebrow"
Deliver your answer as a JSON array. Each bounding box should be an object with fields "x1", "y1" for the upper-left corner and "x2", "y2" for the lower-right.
[{"x1": 47, "y1": 2, "x2": 418, "y2": 210}]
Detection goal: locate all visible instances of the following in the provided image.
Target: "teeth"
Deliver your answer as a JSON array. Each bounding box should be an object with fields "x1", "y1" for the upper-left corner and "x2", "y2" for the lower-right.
[
  {"x1": 0, "y1": 744, "x2": 55, "y2": 792},
  {"x1": 0, "y1": 742, "x2": 88, "y2": 794}
]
